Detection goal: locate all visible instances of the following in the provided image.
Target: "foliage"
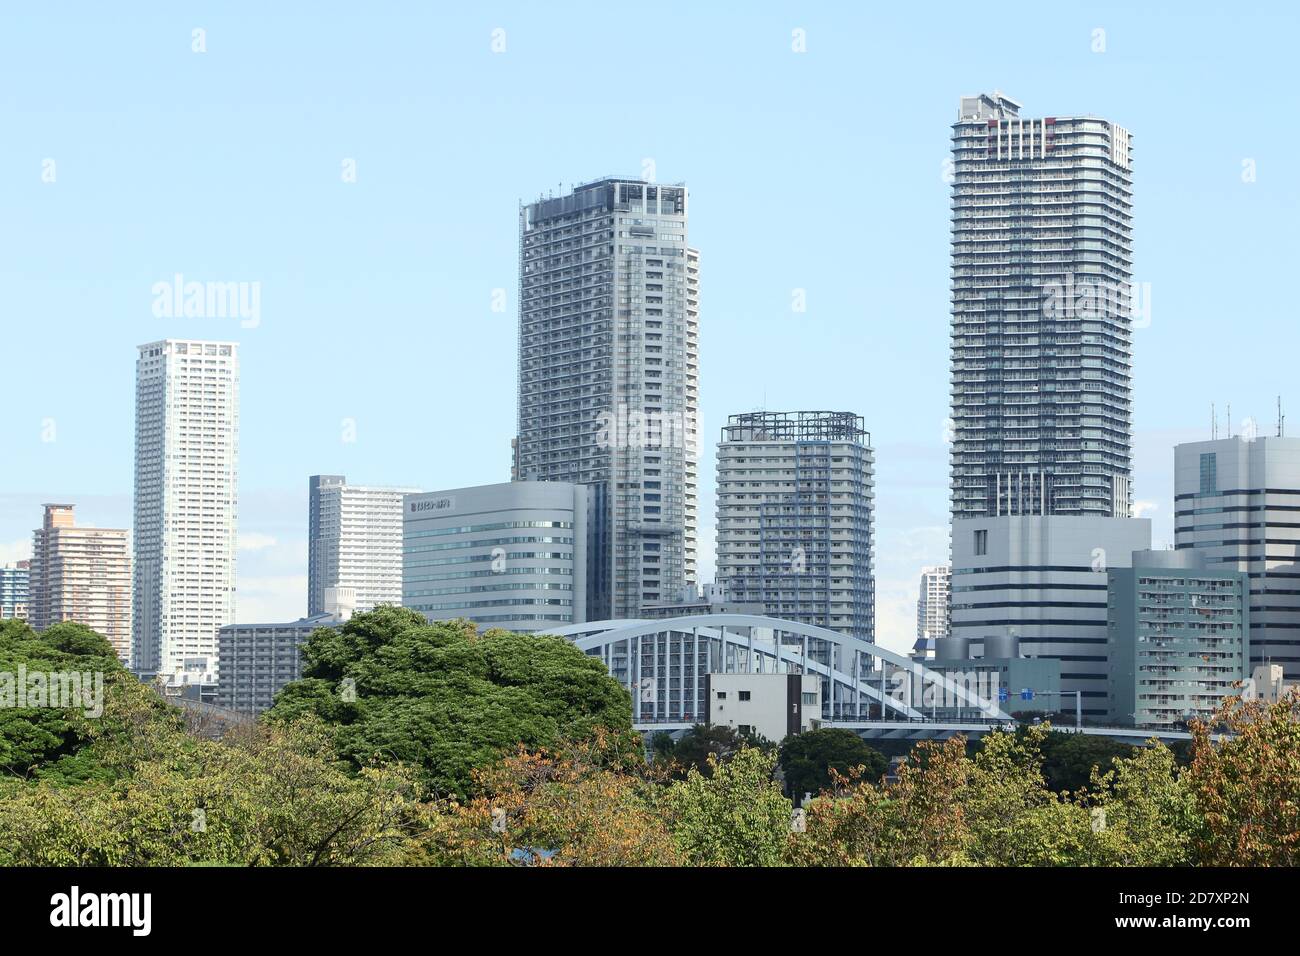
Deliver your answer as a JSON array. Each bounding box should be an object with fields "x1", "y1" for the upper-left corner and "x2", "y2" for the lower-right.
[
  {"x1": 266, "y1": 607, "x2": 633, "y2": 797},
  {"x1": 415, "y1": 729, "x2": 681, "y2": 867},
  {"x1": 778, "y1": 728, "x2": 886, "y2": 799},
  {"x1": 663, "y1": 747, "x2": 791, "y2": 866},
  {"x1": 1086, "y1": 744, "x2": 1197, "y2": 866},
  {"x1": 787, "y1": 724, "x2": 1200, "y2": 867},
  {"x1": 1186, "y1": 692, "x2": 1300, "y2": 865},
  {"x1": 0, "y1": 716, "x2": 423, "y2": 866},
  {"x1": 12, "y1": 616, "x2": 1300, "y2": 868},
  {"x1": 0, "y1": 619, "x2": 128, "y2": 781},
  {"x1": 654, "y1": 723, "x2": 773, "y2": 779},
  {"x1": 1030, "y1": 729, "x2": 1136, "y2": 793}
]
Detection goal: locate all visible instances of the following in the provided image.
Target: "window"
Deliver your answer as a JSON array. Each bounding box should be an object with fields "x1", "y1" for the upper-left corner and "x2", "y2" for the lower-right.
[
  {"x1": 1200, "y1": 453, "x2": 1217, "y2": 495},
  {"x1": 801, "y1": 692, "x2": 817, "y2": 705},
  {"x1": 738, "y1": 691, "x2": 751, "y2": 701},
  {"x1": 974, "y1": 529, "x2": 988, "y2": 556},
  {"x1": 715, "y1": 691, "x2": 726, "y2": 700}
]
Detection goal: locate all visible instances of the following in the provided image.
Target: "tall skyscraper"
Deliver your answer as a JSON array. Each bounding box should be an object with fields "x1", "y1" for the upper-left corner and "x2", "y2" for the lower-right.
[
  {"x1": 715, "y1": 411, "x2": 874, "y2": 638},
  {"x1": 307, "y1": 475, "x2": 419, "y2": 616},
  {"x1": 515, "y1": 178, "x2": 699, "y2": 620},
  {"x1": 0, "y1": 561, "x2": 29, "y2": 620},
  {"x1": 948, "y1": 94, "x2": 1142, "y2": 718},
  {"x1": 1174, "y1": 435, "x2": 1300, "y2": 678},
  {"x1": 132, "y1": 340, "x2": 239, "y2": 686},
  {"x1": 950, "y1": 92, "x2": 1134, "y2": 520},
  {"x1": 28, "y1": 505, "x2": 131, "y2": 660},
  {"x1": 916, "y1": 565, "x2": 951, "y2": 640}
]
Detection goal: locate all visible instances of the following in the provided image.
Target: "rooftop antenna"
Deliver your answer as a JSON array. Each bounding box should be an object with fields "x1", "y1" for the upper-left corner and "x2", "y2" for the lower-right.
[
  {"x1": 1279, "y1": 396, "x2": 1286, "y2": 438},
  {"x1": 1211, "y1": 403, "x2": 1217, "y2": 440},
  {"x1": 1228, "y1": 403, "x2": 1233, "y2": 438}
]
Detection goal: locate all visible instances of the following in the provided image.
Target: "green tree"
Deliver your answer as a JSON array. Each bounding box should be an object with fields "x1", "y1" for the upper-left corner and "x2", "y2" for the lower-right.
[
  {"x1": 779, "y1": 728, "x2": 886, "y2": 799},
  {"x1": 787, "y1": 736, "x2": 973, "y2": 867},
  {"x1": 664, "y1": 746, "x2": 791, "y2": 866},
  {"x1": 0, "y1": 618, "x2": 137, "y2": 782},
  {"x1": 266, "y1": 608, "x2": 633, "y2": 797},
  {"x1": 1032, "y1": 729, "x2": 1135, "y2": 793},
  {"x1": 1186, "y1": 692, "x2": 1300, "y2": 865},
  {"x1": 0, "y1": 716, "x2": 423, "y2": 866},
  {"x1": 1087, "y1": 743, "x2": 1198, "y2": 866},
  {"x1": 657, "y1": 723, "x2": 772, "y2": 778},
  {"x1": 417, "y1": 730, "x2": 682, "y2": 867}
]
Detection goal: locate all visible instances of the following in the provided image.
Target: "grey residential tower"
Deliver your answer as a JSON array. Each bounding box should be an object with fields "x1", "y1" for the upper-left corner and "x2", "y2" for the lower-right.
[
  {"x1": 515, "y1": 178, "x2": 699, "y2": 620},
  {"x1": 715, "y1": 411, "x2": 874, "y2": 639}
]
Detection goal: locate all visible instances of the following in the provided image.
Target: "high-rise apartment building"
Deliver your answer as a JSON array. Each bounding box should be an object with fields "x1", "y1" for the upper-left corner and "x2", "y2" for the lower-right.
[
  {"x1": 515, "y1": 178, "x2": 699, "y2": 620},
  {"x1": 916, "y1": 565, "x2": 951, "y2": 640},
  {"x1": 132, "y1": 340, "x2": 239, "y2": 686},
  {"x1": 715, "y1": 411, "x2": 874, "y2": 638},
  {"x1": 0, "y1": 561, "x2": 29, "y2": 620},
  {"x1": 947, "y1": 93, "x2": 1140, "y2": 719},
  {"x1": 1107, "y1": 549, "x2": 1249, "y2": 729},
  {"x1": 28, "y1": 505, "x2": 131, "y2": 660},
  {"x1": 402, "y1": 481, "x2": 587, "y2": 631},
  {"x1": 307, "y1": 475, "x2": 418, "y2": 616},
  {"x1": 950, "y1": 92, "x2": 1134, "y2": 520},
  {"x1": 1174, "y1": 435, "x2": 1300, "y2": 678}
]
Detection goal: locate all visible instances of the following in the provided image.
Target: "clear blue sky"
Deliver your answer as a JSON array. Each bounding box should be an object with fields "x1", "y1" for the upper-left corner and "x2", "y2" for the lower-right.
[{"x1": 3, "y1": 1, "x2": 1296, "y2": 651}]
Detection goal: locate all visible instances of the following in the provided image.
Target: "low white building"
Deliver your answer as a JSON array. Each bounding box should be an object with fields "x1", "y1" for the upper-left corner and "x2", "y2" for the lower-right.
[
  {"x1": 706, "y1": 672, "x2": 821, "y2": 742},
  {"x1": 1247, "y1": 664, "x2": 1299, "y2": 704}
]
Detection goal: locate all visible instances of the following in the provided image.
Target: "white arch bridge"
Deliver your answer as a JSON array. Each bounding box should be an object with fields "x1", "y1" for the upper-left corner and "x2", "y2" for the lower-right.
[{"x1": 540, "y1": 613, "x2": 1016, "y2": 726}]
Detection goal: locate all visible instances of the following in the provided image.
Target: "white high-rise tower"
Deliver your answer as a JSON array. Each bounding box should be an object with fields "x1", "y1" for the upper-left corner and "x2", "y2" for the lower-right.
[
  {"x1": 132, "y1": 339, "x2": 239, "y2": 687},
  {"x1": 308, "y1": 475, "x2": 419, "y2": 616}
]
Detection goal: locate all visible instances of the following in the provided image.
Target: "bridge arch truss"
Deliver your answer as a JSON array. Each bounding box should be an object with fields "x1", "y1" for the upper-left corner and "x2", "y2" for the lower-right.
[{"x1": 541, "y1": 614, "x2": 1013, "y2": 727}]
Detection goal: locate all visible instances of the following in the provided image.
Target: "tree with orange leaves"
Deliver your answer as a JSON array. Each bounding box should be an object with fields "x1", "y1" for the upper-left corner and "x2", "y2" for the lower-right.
[{"x1": 1186, "y1": 691, "x2": 1300, "y2": 865}]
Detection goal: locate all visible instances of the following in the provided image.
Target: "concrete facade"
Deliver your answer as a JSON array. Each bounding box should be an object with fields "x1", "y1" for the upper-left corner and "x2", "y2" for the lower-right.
[
  {"x1": 307, "y1": 475, "x2": 419, "y2": 616},
  {"x1": 1174, "y1": 436, "x2": 1300, "y2": 678},
  {"x1": 1107, "y1": 548, "x2": 1249, "y2": 728},
  {"x1": 706, "y1": 672, "x2": 821, "y2": 743},
  {"x1": 950, "y1": 92, "x2": 1134, "y2": 520},
  {"x1": 715, "y1": 411, "x2": 874, "y2": 638},
  {"x1": 133, "y1": 340, "x2": 239, "y2": 686},
  {"x1": 0, "y1": 561, "x2": 30, "y2": 620},
  {"x1": 917, "y1": 564, "x2": 951, "y2": 640},
  {"x1": 515, "y1": 178, "x2": 699, "y2": 621},
  {"x1": 217, "y1": 613, "x2": 342, "y2": 715},
  {"x1": 29, "y1": 505, "x2": 131, "y2": 661},
  {"x1": 950, "y1": 514, "x2": 1151, "y2": 718},
  {"x1": 402, "y1": 481, "x2": 587, "y2": 631}
]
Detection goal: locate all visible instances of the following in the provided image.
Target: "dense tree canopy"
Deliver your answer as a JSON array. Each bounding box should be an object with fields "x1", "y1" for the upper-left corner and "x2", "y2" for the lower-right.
[
  {"x1": 652, "y1": 723, "x2": 773, "y2": 778},
  {"x1": 0, "y1": 617, "x2": 154, "y2": 784},
  {"x1": 779, "y1": 728, "x2": 887, "y2": 799},
  {"x1": 4, "y1": 613, "x2": 1300, "y2": 867},
  {"x1": 265, "y1": 607, "x2": 634, "y2": 797},
  {"x1": 1029, "y1": 730, "x2": 1137, "y2": 793}
]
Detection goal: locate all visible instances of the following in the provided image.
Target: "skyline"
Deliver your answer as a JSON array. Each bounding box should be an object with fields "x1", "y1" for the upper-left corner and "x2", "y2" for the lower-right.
[{"x1": 5, "y1": 2, "x2": 1299, "y2": 653}]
